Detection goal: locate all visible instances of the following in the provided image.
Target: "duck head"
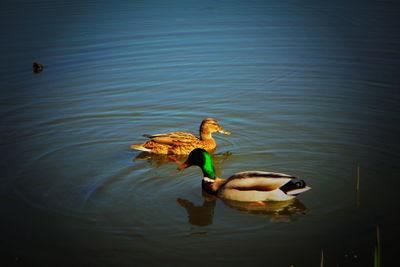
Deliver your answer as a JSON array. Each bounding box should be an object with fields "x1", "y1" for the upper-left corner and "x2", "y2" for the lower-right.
[
  {"x1": 200, "y1": 118, "x2": 231, "y2": 138},
  {"x1": 178, "y1": 148, "x2": 217, "y2": 179}
]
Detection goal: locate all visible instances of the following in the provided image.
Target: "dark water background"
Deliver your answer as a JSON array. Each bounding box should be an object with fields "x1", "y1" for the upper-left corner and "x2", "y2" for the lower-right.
[{"x1": 1, "y1": 0, "x2": 399, "y2": 266}]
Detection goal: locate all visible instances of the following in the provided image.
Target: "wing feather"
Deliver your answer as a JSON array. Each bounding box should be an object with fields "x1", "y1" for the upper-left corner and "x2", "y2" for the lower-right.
[
  {"x1": 144, "y1": 132, "x2": 198, "y2": 145},
  {"x1": 224, "y1": 177, "x2": 292, "y2": 192},
  {"x1": 229, "y1": 171, "x2": 297, "y2": 180},
  {"x1": 222, "y1": 171, "x2": 297, "y2": 192}
]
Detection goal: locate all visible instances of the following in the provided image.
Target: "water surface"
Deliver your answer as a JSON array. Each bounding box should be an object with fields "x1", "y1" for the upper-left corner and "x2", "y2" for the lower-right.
[{"x1": 1, "y1": 0, "x2": 400, "y2": 266}]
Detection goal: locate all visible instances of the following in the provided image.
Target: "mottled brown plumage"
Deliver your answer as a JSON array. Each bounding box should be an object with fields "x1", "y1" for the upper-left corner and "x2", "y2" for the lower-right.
[{"x1": 131, "y1": 118, "x2": 231, "y2": 155}]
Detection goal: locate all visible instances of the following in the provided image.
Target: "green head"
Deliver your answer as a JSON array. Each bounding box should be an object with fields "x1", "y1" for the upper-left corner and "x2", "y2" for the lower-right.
[{"x1": 178, "y1": 148, "x2": 216, "y2": 179}]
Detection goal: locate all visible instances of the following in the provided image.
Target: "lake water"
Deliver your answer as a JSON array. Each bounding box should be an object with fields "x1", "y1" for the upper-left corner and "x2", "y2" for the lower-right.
[{"x1": 1, "y1": 0, "x2": 399, "y2": 266}]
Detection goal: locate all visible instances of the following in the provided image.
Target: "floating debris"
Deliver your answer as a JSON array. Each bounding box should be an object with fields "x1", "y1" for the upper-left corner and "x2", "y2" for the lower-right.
[{"x1": 33, "y1": 61, "x2": 44, "y2": 74}]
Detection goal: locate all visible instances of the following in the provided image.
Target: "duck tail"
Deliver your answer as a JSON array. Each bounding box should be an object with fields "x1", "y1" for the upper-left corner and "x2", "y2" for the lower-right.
[
  {"x1": 280, "y1": 180, "x2": 311, "y2": 196},
  {"x1": 131, "y1": 144, "x2": 151, "y2": 152}
]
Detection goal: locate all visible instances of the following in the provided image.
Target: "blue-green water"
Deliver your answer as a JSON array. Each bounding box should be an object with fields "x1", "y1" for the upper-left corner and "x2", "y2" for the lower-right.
[{"x1": 1, "y1": 1, "x2": 399, "y2": 266}]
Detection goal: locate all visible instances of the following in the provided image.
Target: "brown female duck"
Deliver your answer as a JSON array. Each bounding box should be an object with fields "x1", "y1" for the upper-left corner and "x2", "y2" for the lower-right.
[{"x1": 131, "y1": 118, "x2": 231, "y2": 155}]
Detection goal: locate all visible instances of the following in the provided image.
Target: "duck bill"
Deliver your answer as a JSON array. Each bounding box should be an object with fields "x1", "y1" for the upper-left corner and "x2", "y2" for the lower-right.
[
  {"x1": 219, "y1": 128, "x2": 231, "y2": 135},
  {"x1": 177, "y1": 162, "x2": 191, "y2": 171}
]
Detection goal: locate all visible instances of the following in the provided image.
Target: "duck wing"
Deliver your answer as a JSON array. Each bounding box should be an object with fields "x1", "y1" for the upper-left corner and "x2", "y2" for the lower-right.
[
  {"x1": 143, "y1": 132, "x2": 199, "y2": 145},
  {"x1": 224, "y1": 171, "x2": 297, "y2": 192},
  {"x1": 229, "y1": 171, "x2": 297, "y2": 180}
]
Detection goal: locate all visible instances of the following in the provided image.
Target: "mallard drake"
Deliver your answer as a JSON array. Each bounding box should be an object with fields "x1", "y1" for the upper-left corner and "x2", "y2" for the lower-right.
[
  {"x1": 178, "y1": 148, "x2": 311, "y2": 202},
  {"x1": 131, "y1": 118, "x2": 231, "y2": 155}
]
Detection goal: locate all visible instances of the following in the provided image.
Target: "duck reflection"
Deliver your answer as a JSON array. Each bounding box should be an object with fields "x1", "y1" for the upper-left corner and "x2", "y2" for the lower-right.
[
  {"x1": 177, "y1": 192, "x2": 217, "y2": 227},
  {"x1": 133, "y1": 151, "x2": 187, "y2": 167},
  {"x1": 133, "y1": 150, "x2": 232, "y2": 171},
  {"x1": 221, "y1": 198, "x2": 309, "y2": 222},
  {"x1": 177, "y1": 192, "x2": 308, "y2": 226}
]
